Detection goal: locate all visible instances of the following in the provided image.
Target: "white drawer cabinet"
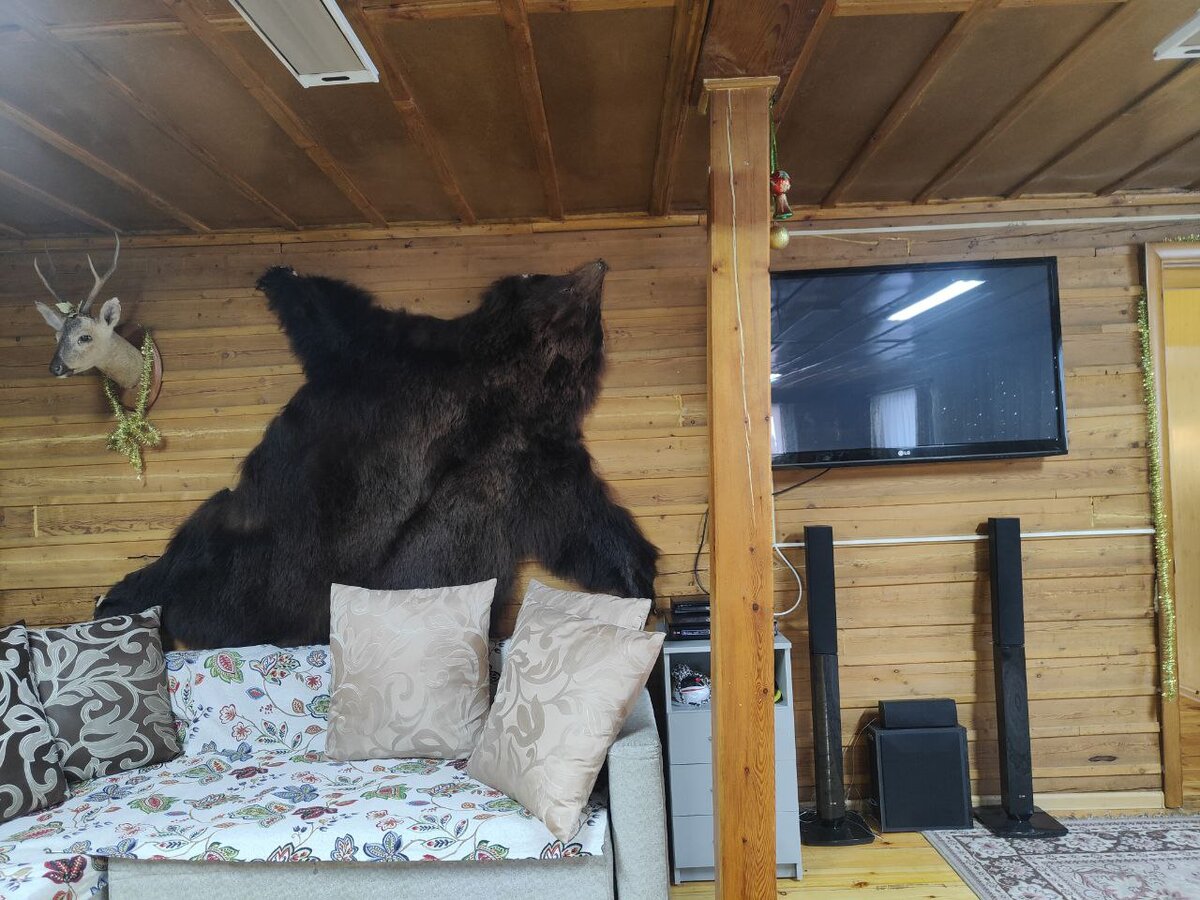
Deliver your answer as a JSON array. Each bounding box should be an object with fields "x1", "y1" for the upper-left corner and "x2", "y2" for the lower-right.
[
  {"x1": 670, "y1": 811, "x2": 803, "y2": 875},
  {"x1": 654, "y1": 634, "x2": 803, "y2": 883}
]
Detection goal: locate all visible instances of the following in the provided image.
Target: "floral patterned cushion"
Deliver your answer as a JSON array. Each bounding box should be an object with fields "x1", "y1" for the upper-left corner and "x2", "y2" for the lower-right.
[
  {"x1": 166, "y1": 644, "x2": 331, "y2": 757},
  {"x1": 169, "y1": 643, "x2": 503, "y2": 757}
]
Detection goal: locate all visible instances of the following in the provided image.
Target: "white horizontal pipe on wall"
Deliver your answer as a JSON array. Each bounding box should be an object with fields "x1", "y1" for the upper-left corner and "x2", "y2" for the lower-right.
[
  {"x1": 787, "y1": 212, "x2": 1200, "y2": 238},
  {"x1": 772, "y1": 526, "x2": 1154, "y2": 550}
]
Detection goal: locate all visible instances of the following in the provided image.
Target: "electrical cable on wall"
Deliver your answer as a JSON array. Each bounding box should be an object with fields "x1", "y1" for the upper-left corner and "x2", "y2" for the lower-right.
[{"x1": 691, "y1": 468, "x2": 832, "y2": 619}]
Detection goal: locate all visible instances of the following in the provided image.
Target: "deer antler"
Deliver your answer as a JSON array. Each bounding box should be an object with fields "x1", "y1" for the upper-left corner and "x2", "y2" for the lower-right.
[
  {"x1": 33, "y1": 256, "x2": 70, "y2": 310},
  {"x1": 81, "y1": 231, "x2": 120, "y2": 314}
]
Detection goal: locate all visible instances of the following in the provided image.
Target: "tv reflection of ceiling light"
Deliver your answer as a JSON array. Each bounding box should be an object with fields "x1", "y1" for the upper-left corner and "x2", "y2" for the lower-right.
[
  {"x1": 888, "y1": 279, "x2": 984, "y2": 322},
  {"x1": 770, "y1": 373, "x2": 782, "y2": 382}
]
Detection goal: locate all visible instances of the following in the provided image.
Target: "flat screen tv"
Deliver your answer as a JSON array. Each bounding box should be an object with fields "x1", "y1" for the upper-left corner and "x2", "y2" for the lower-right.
[{"x1": 770, "y1": 257, "x2": 1067, "y2": 469}]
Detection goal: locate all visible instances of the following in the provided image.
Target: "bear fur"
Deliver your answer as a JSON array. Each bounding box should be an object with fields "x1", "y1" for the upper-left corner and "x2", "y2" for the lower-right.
[{"x1": 96, "y1": 261, "x2": 658, "y2": 649}]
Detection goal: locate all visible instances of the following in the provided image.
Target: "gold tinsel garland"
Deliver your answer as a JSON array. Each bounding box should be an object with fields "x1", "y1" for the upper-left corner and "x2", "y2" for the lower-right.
[
  {"x1": 101, "y1": 333, "x2": 162, "y2": 477},
  {"x1": 1137, "y1": 293, "x2": 1177, "y2": 701}
]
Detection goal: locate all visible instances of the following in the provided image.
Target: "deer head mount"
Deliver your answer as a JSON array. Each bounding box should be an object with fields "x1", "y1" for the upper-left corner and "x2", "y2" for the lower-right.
[{"x1": 33, "y1": 233, "x2": 143, "y2": 390}]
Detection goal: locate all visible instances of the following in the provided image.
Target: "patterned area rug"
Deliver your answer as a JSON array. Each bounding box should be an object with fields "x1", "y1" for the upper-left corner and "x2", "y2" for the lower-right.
[{"x1": 925, "y1": 815, "x2": 1200, "y2": 899}]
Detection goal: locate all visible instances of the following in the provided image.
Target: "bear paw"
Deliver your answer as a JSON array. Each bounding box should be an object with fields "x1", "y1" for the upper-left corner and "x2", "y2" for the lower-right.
[{"x1": 256, "y1": 265, "x2": 299, "y2": 293}]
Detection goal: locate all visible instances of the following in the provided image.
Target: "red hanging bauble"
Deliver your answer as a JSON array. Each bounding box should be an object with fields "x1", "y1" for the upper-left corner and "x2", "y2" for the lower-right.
[{"x1": 770, "y1": 169, "x2": 793, "y2": 220}]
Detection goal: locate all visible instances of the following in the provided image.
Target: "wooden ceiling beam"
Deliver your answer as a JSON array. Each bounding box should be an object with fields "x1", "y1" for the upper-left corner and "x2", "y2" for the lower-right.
[
  {"x1": 158, "y1": 0, "x2": 389, "y2": 228},
  {"x1": 368, "y1": 0, "x2": 674, "y2": 19},
  {"x1": 832, "y1": 0, "x2": 1126, "y2": 13},
  {"x1": 773, "y1": 0, "x2": 835, "y2": 123},
  {"x1": 37, "y1": 16, "x2": 246, "y2": 43},
  {"x1": 821, "y1": 0, "x2": 999, "y2": 207},
  {"x1": 497, "y1": 0, "x2": 564, "y2": 219},
  {"x1": 698, "y1": 0, "x2": 829, "y2": 83},
  {"x1": 0, "y1": 97, "x2": 208, "y2": 232},
  {"x1": 1100, "y1": 129, "x2": 1200, "y2": 195},
  {"x1": 0, "y1": 168, "x2": 120, "y2": 233},
  {"x1": 0, "y1": 212, "x2": 702, "y2": 252},
  {"x1": 1006, "y1": 63, "x2": 1195, "y2": 197},
  {"x1": 648, "y1": 0, "x2": 710, "y2": 216},
  {"x1": 340, "y1": 2, "x2": 476, "y2": 225},
  {"x1": 7, "y1": 4, "x2": 298, "y2": 231},
  {"x1": 911, "y1": 0, "x2": 1137, "y2": 204},
  {"x1": 29, "y1": 2, "x2": 670, "y2": 42}
]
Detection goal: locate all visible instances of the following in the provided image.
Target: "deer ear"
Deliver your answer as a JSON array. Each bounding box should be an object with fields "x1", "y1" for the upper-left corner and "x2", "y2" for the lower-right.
[
  {"x1": 99, "y1": 297, "x2": 122, "y2": 329},
  {"x1": 35, "y1": 301, "x2": 65, "y2": 332}
]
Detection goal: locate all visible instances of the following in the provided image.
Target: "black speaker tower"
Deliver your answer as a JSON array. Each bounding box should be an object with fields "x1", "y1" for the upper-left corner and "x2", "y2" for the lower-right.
[
  {"x1": 975, "y1": 517, "x2": 1068, "y2": 838},
  {"x1": 800, "y1": 525, "x2": 873, "y2": 846}
]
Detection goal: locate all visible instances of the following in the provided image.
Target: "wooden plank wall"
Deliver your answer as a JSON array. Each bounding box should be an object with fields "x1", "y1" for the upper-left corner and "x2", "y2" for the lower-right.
[
  {"x1": 0, "y1": 228, "x2": 710, "y2": 634},
  {"x1": 0, "y1": 206, "x2": 1191, "y2": 799},
  {"x1": 771, "y1": 214, "x2": 1184, "y2": 800}
]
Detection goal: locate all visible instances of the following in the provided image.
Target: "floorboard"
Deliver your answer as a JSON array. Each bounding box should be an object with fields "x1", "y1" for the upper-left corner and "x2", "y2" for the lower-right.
[
  {"x1": 668, "y1": 831, "x2": 973, "y2": 898},
  {"x1": 667, "y1": 805, "x2": 1182, "y2": 898}
]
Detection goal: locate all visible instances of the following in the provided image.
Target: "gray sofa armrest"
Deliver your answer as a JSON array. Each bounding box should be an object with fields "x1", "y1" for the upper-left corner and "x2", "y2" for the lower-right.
[{"x1": 606, "y1": 690, "x2": 669, "y2": 900}]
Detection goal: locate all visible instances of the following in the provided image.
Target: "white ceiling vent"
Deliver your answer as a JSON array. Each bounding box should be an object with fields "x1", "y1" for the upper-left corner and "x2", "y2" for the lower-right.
[
  {"x1": 227, "y1": 0, "x2": 379, "y2": 88},
  {"x1": 1154, "y1": 9, "x2": 1200, "y2": 60}
]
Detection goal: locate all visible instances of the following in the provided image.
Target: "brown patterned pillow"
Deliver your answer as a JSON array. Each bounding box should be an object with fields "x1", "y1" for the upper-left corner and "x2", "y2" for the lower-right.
[
  {"x1": 0, "y1": 622, "x2": 67, "y2": 823},
  {"x1": 27, "y1": 607, "x2": 180, "y2": 782},
  {"x1": 326, "y1": 580, "x2": 497, "y2": 761},
  {"x1": 467, "y1": 604, "x2": 664, "y2": 841},
  {"x1": 519, "y1": 578, "x2": 652, "y2": 631}
]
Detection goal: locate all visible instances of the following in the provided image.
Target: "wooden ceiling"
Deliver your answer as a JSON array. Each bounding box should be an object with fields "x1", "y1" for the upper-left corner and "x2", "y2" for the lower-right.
[{"x1": 0, "y1": 0, "x2": 1197, "y2": 239}]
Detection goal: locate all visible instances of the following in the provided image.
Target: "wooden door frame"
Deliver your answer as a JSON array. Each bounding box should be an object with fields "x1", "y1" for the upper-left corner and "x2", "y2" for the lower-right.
[{"x1": 1143, "y1": 241, "x2": 1200, "y2": 808}]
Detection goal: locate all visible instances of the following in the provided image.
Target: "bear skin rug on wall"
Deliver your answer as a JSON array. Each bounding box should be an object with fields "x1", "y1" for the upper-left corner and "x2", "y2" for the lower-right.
[{"x1": 96, "y1": 261, "x2": 658, "y2": 650}]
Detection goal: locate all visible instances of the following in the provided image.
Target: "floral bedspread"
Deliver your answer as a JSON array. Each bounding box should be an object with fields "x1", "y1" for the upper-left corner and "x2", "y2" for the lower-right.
[{"x1": 0, "y1": 643, "x2": 605, "y2": 900}]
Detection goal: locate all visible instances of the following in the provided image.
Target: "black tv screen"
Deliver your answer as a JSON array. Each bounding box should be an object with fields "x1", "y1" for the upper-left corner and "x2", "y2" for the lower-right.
[{"x1": 770, "y1": 257, "x2": 1067, "y2": 469}]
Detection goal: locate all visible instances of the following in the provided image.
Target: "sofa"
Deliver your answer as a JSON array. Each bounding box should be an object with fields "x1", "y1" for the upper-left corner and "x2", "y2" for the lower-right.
[{"x1": 0, "y1": 643, "x2": 669, "y2": 900}]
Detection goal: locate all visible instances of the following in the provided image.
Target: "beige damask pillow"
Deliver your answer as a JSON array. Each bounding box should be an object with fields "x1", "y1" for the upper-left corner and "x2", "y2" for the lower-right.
[
  {"x1": 326, "y1": 580, "x2": 496, "y2": 761},
  {"x1": 467, "y1": 603, "x2": 664, "y2": 841},
  {"x1": 519, "y1": 578, "x2": 652, "y2": 631}
]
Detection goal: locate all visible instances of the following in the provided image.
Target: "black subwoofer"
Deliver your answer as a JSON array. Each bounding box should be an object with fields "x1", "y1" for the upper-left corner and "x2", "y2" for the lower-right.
[{"x1": 866, "y1": 723, "x2": 972, "y2": 832}]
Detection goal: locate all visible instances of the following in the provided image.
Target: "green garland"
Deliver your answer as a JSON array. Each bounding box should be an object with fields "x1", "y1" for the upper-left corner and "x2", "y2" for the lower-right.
[
  {"x1": 101, "y1": 333, "x2": 162, "y2": 476},
  {"x1": 1136, "y1": 235, "x2": 1200, "y2": 701},
  {"x1": 1137, "y1": 293, "x2": 1177, "y2": 702}
]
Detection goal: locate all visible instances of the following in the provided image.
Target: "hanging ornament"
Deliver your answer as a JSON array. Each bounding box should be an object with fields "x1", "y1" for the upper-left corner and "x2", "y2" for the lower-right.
[
  {"x1": 770, "y1": 170, "x2": 793, "y2": 220},
  {"x1": 768, "y1": 98, "x2": 793, "y2": 252}
]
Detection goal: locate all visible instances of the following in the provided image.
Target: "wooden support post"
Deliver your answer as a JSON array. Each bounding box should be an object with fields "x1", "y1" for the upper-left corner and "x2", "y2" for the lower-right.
[{"x1": 704, "y1": 75, "x2": 778, "y2": 899}]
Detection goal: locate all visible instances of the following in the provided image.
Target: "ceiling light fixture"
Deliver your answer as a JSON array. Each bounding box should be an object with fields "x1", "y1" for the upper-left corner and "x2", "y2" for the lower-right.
[
  {"x1": 227, "y1": 0, "x2": 379, "y2": 88},
  {"x1": 887, "y1": 280, "x2": 984, "y2": 322},
  {"x1": 1154, "y1": 10, "x2": 1200, "y2": 60}
]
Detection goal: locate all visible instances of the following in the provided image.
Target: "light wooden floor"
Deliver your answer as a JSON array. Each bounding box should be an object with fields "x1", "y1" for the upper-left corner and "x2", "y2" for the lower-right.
[
  {"x1": 668, "y1": 831, "x2": 974, "y2": 898},
  {"x1": 667, "y1": 805, "x2": 1187, "y2": 898}
]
